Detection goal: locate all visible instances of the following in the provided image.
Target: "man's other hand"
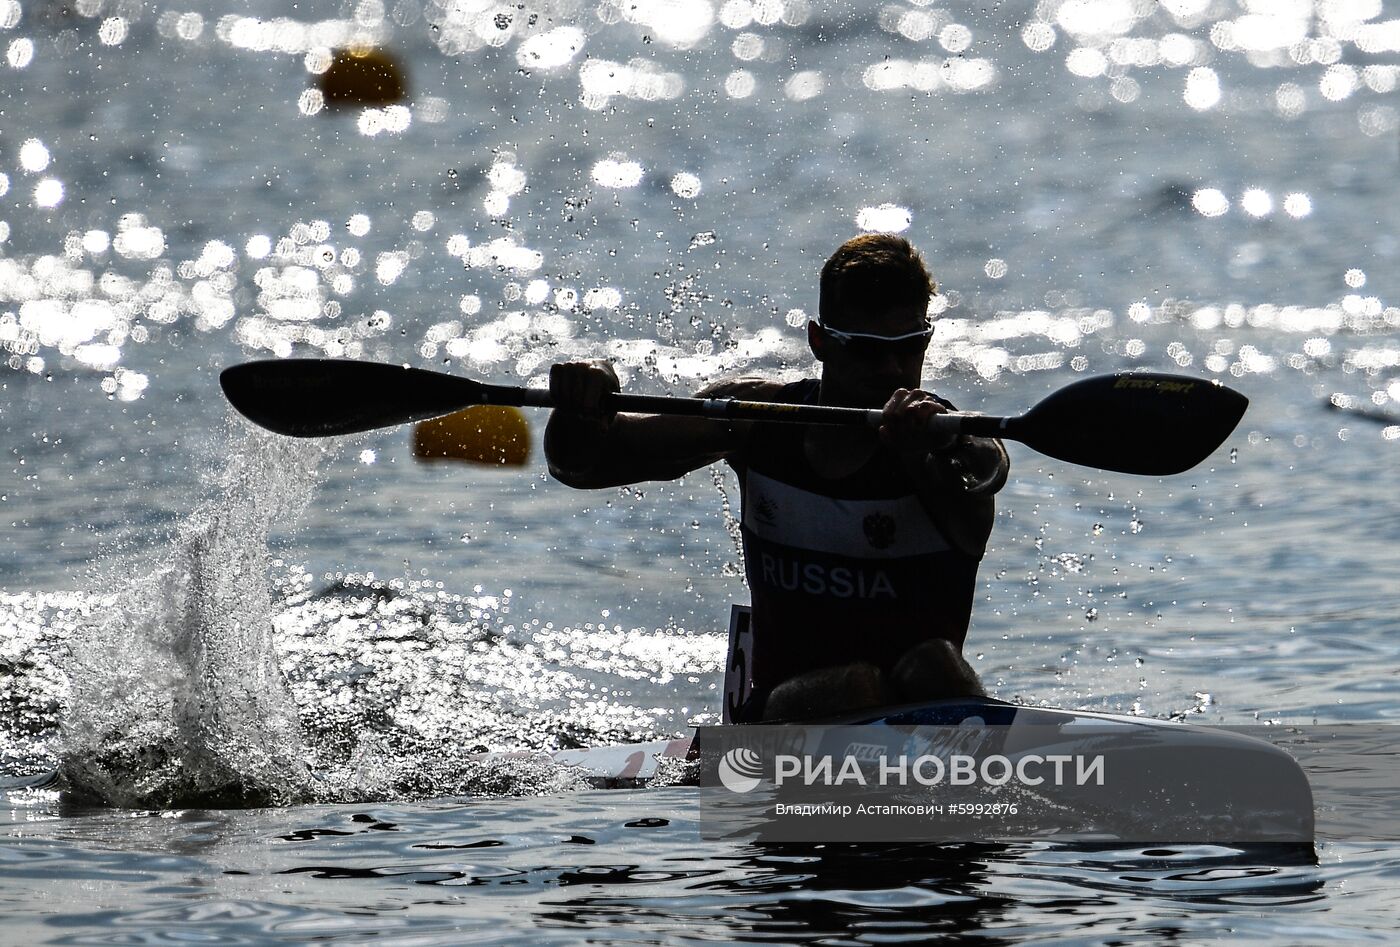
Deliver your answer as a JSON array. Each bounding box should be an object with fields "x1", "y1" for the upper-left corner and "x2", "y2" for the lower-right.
[{"x1": 879, "y1": 388, "x2": 958, "y2": 454}]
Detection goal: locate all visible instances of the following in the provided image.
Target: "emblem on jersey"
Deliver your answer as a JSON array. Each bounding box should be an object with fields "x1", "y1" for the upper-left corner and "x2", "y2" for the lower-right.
[
  {"x1": 755, "y1": 496, "x2": 778, "y2": 527},
  {"x1": 863, "y1": 512, "x2": 896, "y2": 549}
]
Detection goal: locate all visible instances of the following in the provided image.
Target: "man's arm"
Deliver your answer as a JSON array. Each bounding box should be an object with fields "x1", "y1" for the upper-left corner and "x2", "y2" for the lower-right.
[
  {"x1": 879, "y1": 388, "x2": 1010, "y2": 559},
  {"x1": 913, "y1": 435, "x2": 1008, "y2": 559},
  {"x1": 543, "y1": 362, "x2": 777, "y2": 489}
]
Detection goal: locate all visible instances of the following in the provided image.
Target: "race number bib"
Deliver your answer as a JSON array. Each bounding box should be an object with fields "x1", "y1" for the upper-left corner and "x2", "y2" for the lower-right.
[{"x1": 722, "y1": 603, "x2": 754, "y2": 725}]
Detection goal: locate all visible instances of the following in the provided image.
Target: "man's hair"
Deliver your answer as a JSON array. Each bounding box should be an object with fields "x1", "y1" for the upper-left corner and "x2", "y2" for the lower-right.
[{"x1": 818, "y1": 234, "x2": 936, "y2": 328}]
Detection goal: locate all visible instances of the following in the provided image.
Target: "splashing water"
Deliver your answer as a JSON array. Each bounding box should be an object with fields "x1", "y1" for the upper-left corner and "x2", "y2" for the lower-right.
[
  {"x1": 59, "y1": 424, "x2": 329, "y2": 807},
  {"x1": 39, "y1": 420, "x2": 706, "y2": 808}
]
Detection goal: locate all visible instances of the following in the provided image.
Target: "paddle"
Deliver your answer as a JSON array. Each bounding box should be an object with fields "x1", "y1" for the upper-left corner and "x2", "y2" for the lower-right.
[{"x1": 219, "y1": 359, "x2": 1248, "y2": 475}]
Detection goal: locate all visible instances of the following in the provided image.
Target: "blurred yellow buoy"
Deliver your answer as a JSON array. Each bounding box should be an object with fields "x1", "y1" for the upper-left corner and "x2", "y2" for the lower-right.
[
  {"x1": 412, "y1": 405, "x2": 531, "y2": 466},
  {"x1": 318, "y1": 46, "x2": 408, "y2": 107}
]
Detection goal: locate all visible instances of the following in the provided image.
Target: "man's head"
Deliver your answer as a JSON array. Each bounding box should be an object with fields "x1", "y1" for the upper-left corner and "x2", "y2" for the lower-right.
[
  {"x1": 818, "y1": 233, "x2": 936, "y2": 328},
  {"x1": 810, "y1": 234, "x2": 937, "y2": 406}
]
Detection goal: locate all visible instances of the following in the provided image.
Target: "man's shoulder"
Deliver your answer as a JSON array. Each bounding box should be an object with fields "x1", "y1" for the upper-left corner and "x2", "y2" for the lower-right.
[{"x1": 695, "y1": 375, "x2": 815, "y2": 402}]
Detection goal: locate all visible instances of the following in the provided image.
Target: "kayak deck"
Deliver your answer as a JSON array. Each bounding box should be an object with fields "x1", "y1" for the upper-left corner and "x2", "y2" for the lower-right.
[
  {"x1": 473, "y1": 698, "x2": 1315, "y2": 846},
  {"x1": 475, "y1": 737, "x2": 694, "y2": 786}
]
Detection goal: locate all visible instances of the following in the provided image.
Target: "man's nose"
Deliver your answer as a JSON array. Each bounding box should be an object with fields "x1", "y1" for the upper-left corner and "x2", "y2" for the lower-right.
[{"x1": 873, "y1": 349, "x2": 903, "y2": 374}]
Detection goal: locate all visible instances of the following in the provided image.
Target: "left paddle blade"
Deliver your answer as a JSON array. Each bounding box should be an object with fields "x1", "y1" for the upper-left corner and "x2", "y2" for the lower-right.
[{"x1": 220, "y1": 359, "x2": 488, "y2": 437}]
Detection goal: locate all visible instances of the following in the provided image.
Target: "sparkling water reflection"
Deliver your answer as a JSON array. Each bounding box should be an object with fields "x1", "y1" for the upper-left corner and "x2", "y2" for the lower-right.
[{"x1": 4, "y1": 0, "x2": 1400, "y2": 941}]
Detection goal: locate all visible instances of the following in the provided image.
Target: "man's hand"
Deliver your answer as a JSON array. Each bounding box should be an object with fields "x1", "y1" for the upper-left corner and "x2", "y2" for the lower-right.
[
  {"x1": 879, "y1": 388, "x2": 958, "y2": 455},
  {"x1": 881, "y1": 387, "x2": 1007, "y2": 499},
  {"x1": 549, "y1": 359, "x2": 620, "y2": 424},
  {"x1": 545, "y1": 360, "x2": 621, "y2": 479}
]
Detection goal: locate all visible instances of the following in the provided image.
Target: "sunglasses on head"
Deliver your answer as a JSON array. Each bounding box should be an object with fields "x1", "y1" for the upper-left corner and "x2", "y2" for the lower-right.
[{"x1": 817, "y1": 319, "x2": 934, "y2": 357}]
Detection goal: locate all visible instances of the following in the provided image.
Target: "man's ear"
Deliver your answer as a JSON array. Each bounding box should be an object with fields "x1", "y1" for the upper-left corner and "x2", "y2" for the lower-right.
[{"x1": 807, "y1": 321, "x2": 826, "y2": 362}]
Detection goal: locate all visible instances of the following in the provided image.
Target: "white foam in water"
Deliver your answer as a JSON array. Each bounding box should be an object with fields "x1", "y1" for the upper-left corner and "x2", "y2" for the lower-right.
[
  {"x1": 59, "y1": 425, "x2": 329, "y2": 807},
  {"x1": 40, "y1": 420, "x2": 684, "y2": 807}
]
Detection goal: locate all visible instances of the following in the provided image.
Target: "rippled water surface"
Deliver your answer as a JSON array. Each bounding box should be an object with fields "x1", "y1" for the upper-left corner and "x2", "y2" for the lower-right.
[
  {"x1": 4, "y1": 0, "x2": 1400, "y2": 942},
  {"x1": 1, "y1": 789, "x2": 1381, "y2": 944}
]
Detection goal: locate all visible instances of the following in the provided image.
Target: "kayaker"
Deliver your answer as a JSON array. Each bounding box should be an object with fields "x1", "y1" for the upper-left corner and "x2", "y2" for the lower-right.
[{"x1": 544, "y1": 234, "x2": 1009, "y2": 722}]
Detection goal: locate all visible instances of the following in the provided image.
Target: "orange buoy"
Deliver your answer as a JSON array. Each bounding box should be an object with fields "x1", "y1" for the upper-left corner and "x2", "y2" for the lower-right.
[
  {"x1": 412, "y1": 405, "x2": 531, "y2": 466},
  {"x1": 318, "y1": 46, "x2": 408, "y2": 106}
]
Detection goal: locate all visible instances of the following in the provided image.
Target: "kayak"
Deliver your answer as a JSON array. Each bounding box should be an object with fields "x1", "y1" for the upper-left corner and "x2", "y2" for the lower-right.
[
  {"x1": 476, "y1": 604, "x2": 1313, "y2": 844},
  {"x1": 491, "y1": 697, "x2": 1302, "y2": 785},
  {"x1": 484, "y1": 696, "x2": 1315, "y2": 845}
]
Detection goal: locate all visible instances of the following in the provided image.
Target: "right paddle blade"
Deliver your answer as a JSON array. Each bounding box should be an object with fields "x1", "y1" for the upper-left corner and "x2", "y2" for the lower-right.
[
  {"x1": 220, "y1": 359, "x2": 488, "y2": 437},
  {"x1": 1013, "y1": 373, "x2": 1248, "y2": 475}
]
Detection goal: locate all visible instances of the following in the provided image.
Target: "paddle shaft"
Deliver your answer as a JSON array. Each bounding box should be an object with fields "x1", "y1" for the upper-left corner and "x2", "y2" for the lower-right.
[{"x1": 490, "y1": 385, "x2": 996, "y2": 439}]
